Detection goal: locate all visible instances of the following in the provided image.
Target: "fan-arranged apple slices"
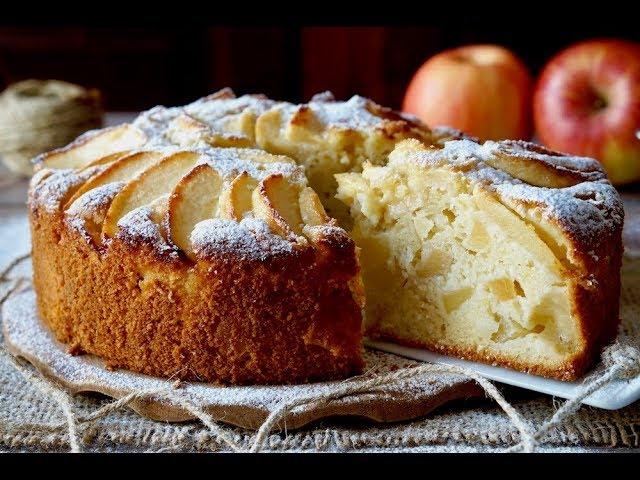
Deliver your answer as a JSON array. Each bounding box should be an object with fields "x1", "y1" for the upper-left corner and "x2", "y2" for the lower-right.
[
  {"x1": 102, "y1": 151, "x2": 202, "y2": 238},
  {"x1": 37, "y1": 124, "x2": 147, "y2": 170},
  {"x1": 167, "y1": 164, "x2": 223, "y2": 260},
  {"x1": 168, "y1": 169, "x2": 332, "y2": 260},
  {"x1": 65, "y1": 151, "x2": 166, "y2": 209}
]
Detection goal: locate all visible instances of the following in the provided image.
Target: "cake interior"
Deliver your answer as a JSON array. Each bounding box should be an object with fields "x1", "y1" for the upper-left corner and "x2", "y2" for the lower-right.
[{"x1": 336, "y1": 152, "x2": 583, "y2": 372}]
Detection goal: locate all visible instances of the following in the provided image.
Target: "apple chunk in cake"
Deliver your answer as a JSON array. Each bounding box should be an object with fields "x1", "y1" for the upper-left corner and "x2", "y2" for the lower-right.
[{"x1": 336, "y1": 139, "x2": 623, "y2": 379}]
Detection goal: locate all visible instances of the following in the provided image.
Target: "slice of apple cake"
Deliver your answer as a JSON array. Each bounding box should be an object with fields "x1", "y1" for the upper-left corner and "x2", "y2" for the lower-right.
[{"x1": 336, "y1": 139, "x2": 623, "y2": 379}]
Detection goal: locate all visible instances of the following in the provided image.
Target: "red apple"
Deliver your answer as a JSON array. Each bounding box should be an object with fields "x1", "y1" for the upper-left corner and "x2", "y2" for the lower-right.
[
  {"x1": 403, "y1": 44, "x2": 533, "y2": 141},
  {"x1": 534, "y1": 39, "x2": 640, "y2": 185}
]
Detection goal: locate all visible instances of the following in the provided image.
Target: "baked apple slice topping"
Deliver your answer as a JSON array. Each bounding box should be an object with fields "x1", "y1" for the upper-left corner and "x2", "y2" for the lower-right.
[
  {"x1": 65, "y1": 151, "x2": 165, "y2": 209},
  {"x1": 218, "y1": 172, "x2": 258, "y2": 221},
  {"x1": 165, "y1": 114, "x2": 212, "y2": 147},
  {"x1": 482, "y1": 140, "x2": 605, "y2": 188},
  {"x1": 81, "y1": 150, "x2": 135, "y2": 169},
  {"x1": 252, "y1": 174, "x2": 304, "y2": 237},
  {"x1": 102, "y1": 151, "x2": 201, "y2": 238},
  {"x1": 167, "y1": 163, "x2": 223, "y2": 260},
  {"x1": 298, "y1": 186, "x2": 329, "y2": 226},
  {"x1": 52, "y1": 140, "x2": 333, "y2": 258},
  {"x1": 37, "y1": 124, "x2": 147, "y2": 170}
]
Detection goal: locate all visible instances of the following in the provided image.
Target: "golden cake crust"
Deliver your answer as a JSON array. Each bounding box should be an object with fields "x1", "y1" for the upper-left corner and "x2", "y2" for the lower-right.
[
  {"x1": 28, "y1": 88, "x2": 446, "y2": 384},
  {"x1": 30, "y1": 88, "x2": 623, "y2": 383}
]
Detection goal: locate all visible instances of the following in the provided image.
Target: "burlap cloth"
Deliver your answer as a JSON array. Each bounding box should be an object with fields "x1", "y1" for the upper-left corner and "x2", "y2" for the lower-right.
[{"x1": 0, "y1": 210, "x2": 639, "y2": 452}]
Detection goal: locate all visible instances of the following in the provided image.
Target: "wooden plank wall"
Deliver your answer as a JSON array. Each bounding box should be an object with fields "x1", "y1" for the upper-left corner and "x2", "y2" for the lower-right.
[{"x1": 1, "y1": 27, "x2": 638, "y2": 111}]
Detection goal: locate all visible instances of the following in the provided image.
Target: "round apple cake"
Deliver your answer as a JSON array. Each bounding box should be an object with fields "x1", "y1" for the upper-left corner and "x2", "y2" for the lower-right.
[{"x1": 29, "y1": 88, "x2": 623, "y2": 383}]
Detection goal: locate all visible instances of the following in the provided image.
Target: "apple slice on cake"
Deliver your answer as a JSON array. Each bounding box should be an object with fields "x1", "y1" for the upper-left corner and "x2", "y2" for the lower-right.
[
  {"x1": 252, "y1": 174, "x2": 305, "y2": 237},
  {"x1": 37, "y1": 124, "x2": 147, "y2": 170},
  {"x1": 102, "y1": 151, "x2": 201, "y2": 238},
  {"x1": 219, "y1": 172, "x2": 258, "y2": 221},
  {"x1": 81, "y1": 151, "x2": 135, "y2": 170},
  {"x1": 298, "y1": 187, "x2": 330, "y2": 226},
  {"x1": 65, "y1": 151, "x2": 165, "y2": 209},
  {"x1": 167, "y1": 163, "x2": 223, "y2": 260}
]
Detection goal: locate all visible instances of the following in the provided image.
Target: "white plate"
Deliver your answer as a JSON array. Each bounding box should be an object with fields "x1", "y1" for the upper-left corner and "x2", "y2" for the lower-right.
[{"x1": 366, "y1": 339, "x2": 640, "y2": 410}]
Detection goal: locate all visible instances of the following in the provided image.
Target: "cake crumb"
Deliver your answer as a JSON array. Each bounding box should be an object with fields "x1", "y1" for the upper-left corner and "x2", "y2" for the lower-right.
[
  {"x1": 67, "y1": 342, "x2": 85, "y2": 356},
  {"x1": 172, "y1": 380, "x2": 185, "y2": 389}
]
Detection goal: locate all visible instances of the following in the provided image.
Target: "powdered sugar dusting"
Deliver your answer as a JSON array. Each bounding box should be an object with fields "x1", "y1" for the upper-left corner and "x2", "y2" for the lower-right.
[
  {"x1": 65, "y1": 182, "x2": 125, "y2": 240},
  {"x1": 30, "y1": 166, "x2": 105, "y2": 213},
  {"x1": 191, "y1": 218, "x2": 296, "y2": 262},
  {"x1": 29, "y1": 168, "x2": 53, "y2": 190},
  {"x1": 481, "y1": 140, "x2": 606, "y2": 179},
  {"x1": 429, "y1": 125, "x2": 475, "y2": 143},
  {"x1": 66, "y1": 182, "x2": 125, "y2": 218},
  {"x1": 185, "y1": 93, "x2": 277, "y2": 126},
  {"x1": 496, "y1": 180, "x2": 624, "y2": 249},
  {"x1": 132, "y1": 105, "x2": 182, "y2": 146},
  {"x1": 132, "y1": 92, "x2": 278, "y2": 148},
  {"x1": 396, "y1": 138, "x2": 483, "y2": 169},
  {"x1": 277, "y1": 95, "x2": 411, "y2": 132},
  {"x1": 195, "y1": 147, "x2": 306, "y2": 184},
  {"x1": 116, "y1": 205, "x2": 178, "y2": 257}
]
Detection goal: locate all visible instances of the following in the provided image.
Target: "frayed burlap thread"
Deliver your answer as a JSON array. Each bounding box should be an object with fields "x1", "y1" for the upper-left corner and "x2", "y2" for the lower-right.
[{"x1": 1, "y1": 253, "x2": 639, "y2": 453}]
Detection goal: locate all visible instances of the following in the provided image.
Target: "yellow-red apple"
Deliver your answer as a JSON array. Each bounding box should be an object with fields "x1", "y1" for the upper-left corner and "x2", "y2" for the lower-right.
[
  {"x1": 533, "y1": 39, "x2": 640, "y2": 185},
  {"x1": 403, "y1": 44, "x2": 533, "y2": 141}
]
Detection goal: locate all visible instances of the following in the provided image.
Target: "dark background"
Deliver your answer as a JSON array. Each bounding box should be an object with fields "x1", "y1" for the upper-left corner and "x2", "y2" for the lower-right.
[{"x1": 1, "y1": 23, "x2": 639, "y2": 111}]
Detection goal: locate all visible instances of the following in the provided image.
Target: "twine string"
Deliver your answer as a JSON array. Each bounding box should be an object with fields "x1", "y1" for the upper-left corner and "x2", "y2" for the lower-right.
[
  {"x1": 249, "y1": 362, "x2": 536, "y2": 452},
  {"x1": 0, "y1": 349, "x2": 81, "y2": 452},
  {"x1": 508, "y1": 340, "x2": 640, "y2": 452},
  {"x1": 0, "y1": 252, "x2": 30, "y2": 281}
]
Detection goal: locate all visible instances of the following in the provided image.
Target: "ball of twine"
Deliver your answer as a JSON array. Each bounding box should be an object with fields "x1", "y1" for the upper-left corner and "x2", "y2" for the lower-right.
[{"x1": 0, "y1": 79, "x2": 103, "y2": 176}]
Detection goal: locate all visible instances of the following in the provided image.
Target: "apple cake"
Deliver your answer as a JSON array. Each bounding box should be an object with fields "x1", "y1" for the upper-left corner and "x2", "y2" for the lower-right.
[
  {"x1": 29, "y1": 123, "x2": 364, "y2": 384},
  {"x1": 336, "y1": 139, "x2": 623, "y2": 380},
  {"x1": 29, "y1": 88, "x2": 623, "y2": 383}
]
